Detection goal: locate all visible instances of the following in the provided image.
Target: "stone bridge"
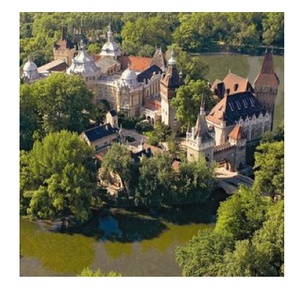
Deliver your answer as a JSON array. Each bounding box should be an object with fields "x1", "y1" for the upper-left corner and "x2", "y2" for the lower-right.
[{"x1": 215, "y1": 168, "x2": 254, "y2": 195}]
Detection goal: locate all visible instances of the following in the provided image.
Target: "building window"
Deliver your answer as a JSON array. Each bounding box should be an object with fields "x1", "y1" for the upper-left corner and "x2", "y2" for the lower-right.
[
  {"x1": 250, "y1": 98, "x2": 255, "y2": 107},
  {"x1": 242, "y1": 99, "x2": 248, "y2": 108}
]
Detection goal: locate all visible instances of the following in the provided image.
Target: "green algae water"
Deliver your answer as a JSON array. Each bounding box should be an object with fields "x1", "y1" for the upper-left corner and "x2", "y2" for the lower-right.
[{"x1": 20, "y1": 205, "x2": 216, "y2": 276}]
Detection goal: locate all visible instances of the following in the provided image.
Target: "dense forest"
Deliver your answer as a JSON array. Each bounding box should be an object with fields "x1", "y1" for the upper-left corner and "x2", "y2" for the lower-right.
[{"x1": 20, "y1": 12, "x2": 284, "y2": 66}]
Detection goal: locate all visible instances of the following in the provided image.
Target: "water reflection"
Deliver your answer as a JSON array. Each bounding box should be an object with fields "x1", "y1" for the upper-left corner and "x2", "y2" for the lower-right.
[{"x1": 20, "y1": 191, "x2": 227, "y2": 276}]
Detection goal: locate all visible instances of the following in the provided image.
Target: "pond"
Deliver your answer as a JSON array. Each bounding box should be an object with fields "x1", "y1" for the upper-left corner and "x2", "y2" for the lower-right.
[{"x1": 20, "y1": 190, "x2": 227, "y2": 276}]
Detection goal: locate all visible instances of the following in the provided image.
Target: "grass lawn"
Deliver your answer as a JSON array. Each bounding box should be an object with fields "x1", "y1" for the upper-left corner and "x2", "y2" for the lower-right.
[{"x1": 198, "y1": 53, "x2": 284, "y2": 129}]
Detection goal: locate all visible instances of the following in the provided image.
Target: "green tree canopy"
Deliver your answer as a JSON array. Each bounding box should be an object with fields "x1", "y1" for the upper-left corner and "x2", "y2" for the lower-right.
[
  {"x1": 175, "y1": 229, "x2": 234, "y2": 276},
  {"x1": 20, "y1": 73, "x2": 95, "y2": 150},
  {"x1": 20, "y1": 130, "x2": 97, "y2": 222},
  {"x1": 171, "y1": 155, "x2": 215, "y2": 206},
  {"x1": 101, "y1": 143, "x2": 135, "y2": 200},
  {"x1": 253, "y1": 141, "x2": 284, "y2": 200},
  {"x1": 262, "y1": 12, "x2": 284, "y2": 47},
  {"x1": 215, "y1": 186, "x2": 269, "y2": 240},
  {"x1": 135, "y1": 153, "x2": 175, "y2": 208},
  {"x1": 170, "y1": 79, "x2": 214, "y2": 130}
]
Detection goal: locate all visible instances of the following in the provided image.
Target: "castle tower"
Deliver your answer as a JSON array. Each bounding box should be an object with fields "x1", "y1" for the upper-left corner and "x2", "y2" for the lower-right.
[
  {"x1": 253, "y1": 49, "x2": 280, "y2": 130},
  {"x1": 160, "y1": 50, "x2": 184, "y2": 131},
  {"x1": 53, "y1": 26, "x2": 76, "y2": 66},
  {"x1": 186, "y1": 101, "x2": 215, "y2": 163},
  {"x1": 228, "y1": 124, "x2": 247, "y2": 170},
  {"x1": 100, "y1": 24, "x2": 121, "y2": 60},
  {"x1": 67, "y1": 40, "x2": 101, "y2": 103}
]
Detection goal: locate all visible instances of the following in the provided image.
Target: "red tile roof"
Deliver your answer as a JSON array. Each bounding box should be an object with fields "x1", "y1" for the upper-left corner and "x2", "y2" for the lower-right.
[
  {"x1": 229, "y1": 124, "x2": 243, "y2": 140},
  {"x1": 254, "y1": 52, "x2": 280, "y2": 87},
  {"x1": 120, "y1": 56, "x2": 152, "y2": 72}
]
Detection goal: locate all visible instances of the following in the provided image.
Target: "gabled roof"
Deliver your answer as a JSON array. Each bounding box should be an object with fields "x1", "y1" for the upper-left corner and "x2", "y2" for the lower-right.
[
  {"x1": 120, "y1": 56, "x2": 152, "y2": 72},
  {"x1": 206, "y1": 91, "x2": 267, "y2": 126},
  {"x1": 150, "y1": 48, "x2": 167, "y2": 71},
  {"x1": 254, "y1": 51, "x2": 280, "y2": 87},
  {"x1": 211, "y1": 72, "x2": 253, "y2": 98},
  {"x1": 83, "y1": 123, "x2": 118, "y2": 142},
  {"x1": 137, "y1": 65, "x2": 162, "y2": 83}
]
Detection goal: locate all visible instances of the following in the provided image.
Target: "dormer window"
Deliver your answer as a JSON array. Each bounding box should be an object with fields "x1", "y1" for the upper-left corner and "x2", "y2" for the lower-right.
[
  {"x1": 234, "y1": 83, "x2": 238, "y2": 91},
  {"x1": 250, "y1": 98, "x2": 255, "y2": 107},
  {"x1": 242, "y1": 99, "x2": 248, "y2": 108}
]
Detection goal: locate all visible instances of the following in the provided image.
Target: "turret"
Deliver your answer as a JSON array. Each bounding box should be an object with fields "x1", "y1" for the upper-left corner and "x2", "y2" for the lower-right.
[{"x1": 254, "y1": 48, "x2": 280, "y2": 130}]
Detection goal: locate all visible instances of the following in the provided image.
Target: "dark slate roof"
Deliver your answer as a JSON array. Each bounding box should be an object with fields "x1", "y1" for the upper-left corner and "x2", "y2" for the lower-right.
[
  {"x1": 137, "y1": 65, "x2": 162, "y2": 83},
  {"x1": 108, "y1": 109, "x2": 117, "y2": 117},
  {"x1": 207, "y1": 91, "x2": 267, "y2": 126},
  {"x1": 84, "y1": 123, "x2": 118, "y2": 142}
]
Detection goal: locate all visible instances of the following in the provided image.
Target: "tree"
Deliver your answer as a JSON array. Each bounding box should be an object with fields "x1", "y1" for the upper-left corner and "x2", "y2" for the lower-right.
[
  {"x1": 175, "y1": 230, "x2": 234, "y2": 276},
  {"x1": 20, "y1": 73, "x2": 96, "y2": 148},
  {"x1": 20, "y1": 130, "x2": 97, "y2": 222},
  {"x1": 219, "y1": 239, "x2": 276, "y2": 276},
  {"x1": 218, "y1": 199, "x2": 284, "y2": 276},
  {"x1": 262, "y1": 12, "x2": 284, "y2": 47},
  {"x1": 252, "y1": 199, "x2": 284, "y2": 275},
  {"x1": 146, "y1": 121, "x2": 172, "y2": 146},
  {"x1": 101, "y1": 143, "x2": 135, "y2": 200},
  {"x1": 171, "y1": 155, "x2": 215, "y2": 205},
  {"x1": 92, "y1": 99, "x2": 111, "y2": 126},
  {"x1": 171, "y1": 79, "x2": 214, "y2": 130},
  {"x1": 87, "y1": 43, "x2": 101, "y2": 54},
  {"x1": 20, "y1": 83, "x2": 42, "y2": 150},
  {"x1": 135, "y1": 153, "x2": 175, "y2": 207},
  {"x1": 215, "y1": 186, "x2": 269, "y2": 240},
  {"x1": 121, "y1": 15, "x2": 172, "y2": 55},
  {"x1": 165, "y1": 45, "x2": 209, "y2": 83},
  {"x1": 253, "y1": 141, "x2": 284, "y2": 200},
  {"x1": 78, "y1": 267, "x2": 121, "y2": 276}
]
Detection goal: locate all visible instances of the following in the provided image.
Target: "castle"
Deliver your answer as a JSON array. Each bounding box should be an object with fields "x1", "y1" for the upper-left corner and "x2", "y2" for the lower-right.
[{"x1": 21, "y1": 25, "x2": 280, "y2": 172}]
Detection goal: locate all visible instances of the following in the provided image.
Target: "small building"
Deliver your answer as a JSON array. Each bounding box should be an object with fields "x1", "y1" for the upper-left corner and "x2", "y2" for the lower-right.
[{"x1": 82, "y1": 123, "x2": 119, "y2": 153}]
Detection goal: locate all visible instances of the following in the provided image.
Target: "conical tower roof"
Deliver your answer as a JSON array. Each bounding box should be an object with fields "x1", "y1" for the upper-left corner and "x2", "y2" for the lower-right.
[
  {"x1": 194, "y1": 100, "x2": 214, "y2": 143},
  {"x1": 254, "y1": 49, "x2": 280, "y2": 87}
]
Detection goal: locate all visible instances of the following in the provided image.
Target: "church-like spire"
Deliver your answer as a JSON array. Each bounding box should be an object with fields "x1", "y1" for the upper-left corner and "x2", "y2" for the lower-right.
[
  {"x1": 107, "y1": 23, "x2": 113, "y2": 43},
  {"x1": 194, "y1": 98, "x2": 210, "y2": 139},
  {"x1": 79, "y1": 39, "x2": 86, "y2": 51},
  {"x1": 168, "y1": 49, "x2": 176, "y2": 66}
]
